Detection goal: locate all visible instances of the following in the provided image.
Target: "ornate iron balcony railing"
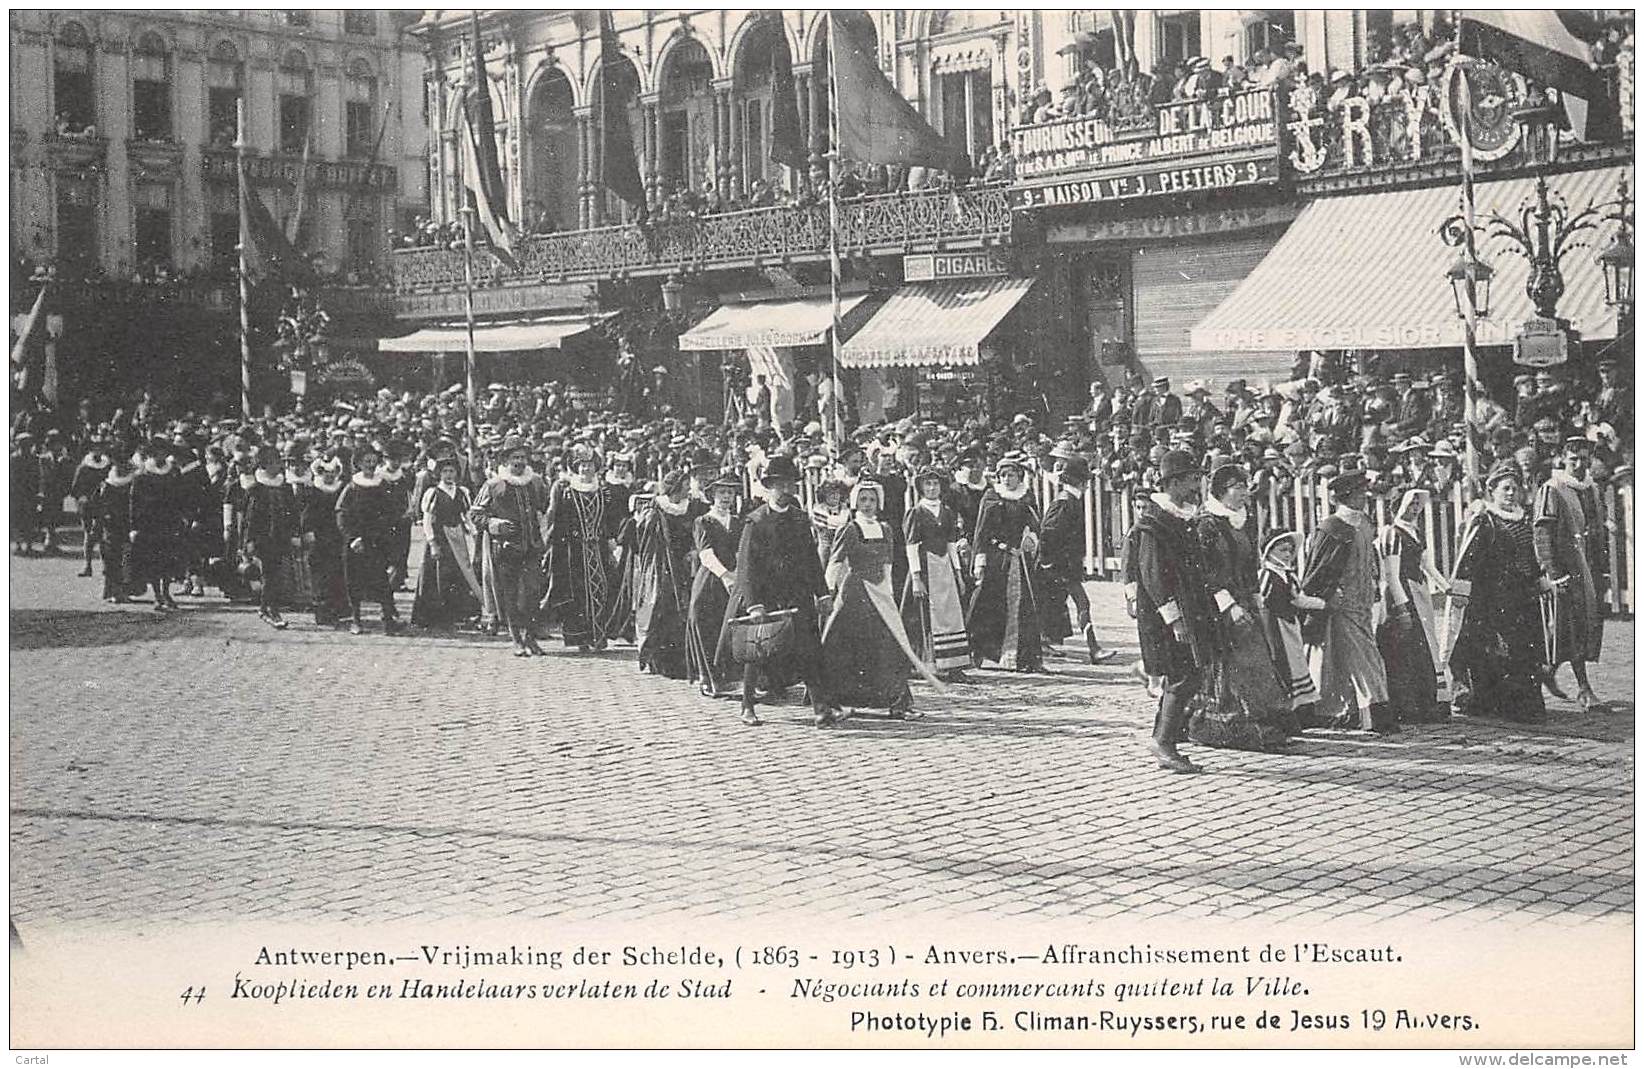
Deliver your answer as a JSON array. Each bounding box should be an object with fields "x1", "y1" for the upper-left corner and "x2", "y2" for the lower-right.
[{"x1": 389, "y1": 183, "x2": 1015, "y2": 294}]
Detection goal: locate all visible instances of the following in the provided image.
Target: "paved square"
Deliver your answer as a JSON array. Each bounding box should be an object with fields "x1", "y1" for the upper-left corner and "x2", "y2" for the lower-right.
[{"x1": 9, "y1": 548, "x2": 1633, "y2": 929}]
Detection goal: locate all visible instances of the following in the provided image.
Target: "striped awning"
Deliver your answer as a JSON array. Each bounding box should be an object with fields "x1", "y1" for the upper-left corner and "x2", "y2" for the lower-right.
[
  {"x1": 378, "y1": 316, "x2": 599, "y2": 353},
  {"x1": 838, "y1": 277, "x2": 1035, "y2": 368},
  {"x1": 1191, "y1": 164, "x2": 1630, "y2": 352},
  {"x1": 677, "y1": 294, "x2": 868, "y2": 351}
]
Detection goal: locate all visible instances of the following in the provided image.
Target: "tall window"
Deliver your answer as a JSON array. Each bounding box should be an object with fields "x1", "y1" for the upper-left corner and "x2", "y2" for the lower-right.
[
  {"x1": 134, "y1": 183, "x2": 173, "y2": 270},
  {"x1": 207, "y1": 41, "x2": 243, "y2": 146},
  {"x1": 55, "y1": 175, "x2": 98, "y2": 268},
  {"x1": 343, "y1": 10, "x2": 375, "y2": 36},
  {"x1": 938, "y1": 69, "x2": 993, "y2": 161},
  {"x1": 278, "y1": 50, "x2": 312, "y2": 154},
  {"x1": 1157, "y1": 11, "x2": 1202, "y2": 67},
  {"x1": 53, "y1": 21, "x2": 95, "y2": 135},
  {"x1": 208, "y1": 185, "x2": 238, "y2": 268},
  {"x1": 1243, "y1": 11, "x2": 1295, "y2": 59},
  {"x1": 132, "y1": 32, "x2": 172, "y2": 141},
  {"x1": 344, "y1": 58, "x2": 376, "y2": 157}
]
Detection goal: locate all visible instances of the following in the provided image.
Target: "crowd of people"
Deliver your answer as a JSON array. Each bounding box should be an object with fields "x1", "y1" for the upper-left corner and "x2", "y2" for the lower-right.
[{"x1": 8, "y1": 348, "x2": 1627, "y2": 766}]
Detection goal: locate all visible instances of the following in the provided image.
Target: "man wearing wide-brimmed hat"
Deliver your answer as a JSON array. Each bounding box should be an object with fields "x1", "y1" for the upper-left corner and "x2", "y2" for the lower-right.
[
  {"x1": 1299, "y1": 467, "x2": 1394, "y2": 734},
  {"x1": 472, "y1": 435, "x2": 551, "y2": 655},
  {"x1": 335, "y1": 438, "x2": 405, "y2": 637}
]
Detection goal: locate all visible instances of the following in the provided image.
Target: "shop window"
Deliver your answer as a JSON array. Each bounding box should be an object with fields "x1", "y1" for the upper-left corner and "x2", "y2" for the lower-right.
[
  {"x1": 938, "y1": 68, "x2": 993, "y2": 161},
  {"x1": 53, "y1": 21, "x2": 95, "y2": 136},
  {"x1": 1157, "y1": 12, "x2": 1202, "y2": 67},
  {"x1": 55, "y1": 176, "x2": 98, "y2": 267},
  {"x1": 343, "y1": 10, "x2": 375, "y2": 36}
]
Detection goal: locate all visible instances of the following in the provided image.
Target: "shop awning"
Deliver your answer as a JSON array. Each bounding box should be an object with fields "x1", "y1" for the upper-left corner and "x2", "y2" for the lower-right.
[
  {"x1": 677, "y1": 294, "x2": 869, "y2": 351},
  {"x1": 838, "y1": 277, "x2": 1035, "y2": 368},
  {"x1": 1191, "y1": 164, "x2": 1630, "y2": 352},
  {"x1": 377, "y1": 316, "x2": 599, "y2": 353}
]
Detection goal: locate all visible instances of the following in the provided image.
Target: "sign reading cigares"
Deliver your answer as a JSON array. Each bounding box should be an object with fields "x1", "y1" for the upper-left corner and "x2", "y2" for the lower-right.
[{"x1": 1009, "y1": 87, "x2": 1279, "y2": 209}]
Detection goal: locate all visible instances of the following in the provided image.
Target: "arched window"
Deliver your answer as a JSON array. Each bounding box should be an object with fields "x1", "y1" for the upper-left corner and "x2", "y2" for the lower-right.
[
  {"x1": 132, "y1": 32, "x2": 173, "y2": 141},
  {"x1": 278, "y1": 49, "x2": 312, "y2": 154},
  {"x1": 658, "y1": 38, "x2": 713, "y2": 194},
  {"x1": 345, "y1": 58, "x2": 377, "y2": 157},
  {"x1": 53, "y1": 21, "x2": 95, "y2": 136},
  {"x1": 206, "y1": 41, "x2": 243, "y2": 147},
  {"x1": 930, "y1": 11, "x2": 1004, "y2": 162}
]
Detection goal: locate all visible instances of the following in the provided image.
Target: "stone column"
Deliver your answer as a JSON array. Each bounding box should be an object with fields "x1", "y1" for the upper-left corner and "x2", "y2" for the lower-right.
[
  {"x1": 640, "y1": 95, "x2": 660, "y2": 208},
  {"x1": 793, "y1": 65, "x2": 812, "y2": 187},
  {"x1": 574, "y1": 106, "x2": 593, "y2": 228},
  {"x1": 713, "y1": 86, "x2": 730, "y2": 202},
  {"x1": 714, "y1": 78, "x2": 740, "y2": 199},
  {"x1": 808, "y1": 60, "x2": 828, "y2": 188}
]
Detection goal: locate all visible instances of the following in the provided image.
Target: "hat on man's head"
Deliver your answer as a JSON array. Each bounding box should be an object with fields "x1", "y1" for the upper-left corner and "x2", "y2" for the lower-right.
[
  {"x1": 763, "y1": 455, "x2": 801, "y2": 484},
  {"x1": 1428, "y1": 440, "x2": 1458, "y2": 459},
  {"x1": 1157, "y1": 449, "x2": 1201, "y2": 484},
  {"x1": 705, "y1": 471, "x2": 742, "y2": 496},
  {"x1": 1151, "y1": 376, "x2": 1171, "y2": 389},
  {"x1": 995, "y1": 451, "x2": 1028, "y2": 473},
  {"x1": 1058, "y1": 454, "x2": 1091, "y2": 484},
  {"x1": 1485, "y1": 459, "x2": 1522, "y2": 488},
  {"x1": 1328, "y1": 468, "x2": 1367, "y2": 496}
]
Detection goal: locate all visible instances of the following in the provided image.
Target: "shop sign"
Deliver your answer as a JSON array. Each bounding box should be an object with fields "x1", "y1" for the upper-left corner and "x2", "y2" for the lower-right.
[
  {"x1": 314, "y1": 359, "x2": 375, "y2": 388},
  {"x1": 1011, "y1": 157, "x2": 1280, "y2": 209},
  {"x1": 396, "y1": 282, "x2": 595, "y2": 320},
  {"x1": 1011, "y1": 88, "x2": 1279, "y2": 182},
  {"x1": 203, "y1": 149, "x2": 397, "y2": 192},
  {"x1": 1513, "y1": 317, "x2": 1571, "y2": 368},
  {"x1": 1047, "y1": 203, "x2": 1300, "y2": 244},
  {"x1": 903, "y1": 250, "x2": 1009, "y2": 281}
]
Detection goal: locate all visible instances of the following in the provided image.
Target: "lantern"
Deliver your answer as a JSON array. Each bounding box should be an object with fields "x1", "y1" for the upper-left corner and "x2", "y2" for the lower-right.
[{"x1": 1446, "y1": 253, "x2": 1494, "y2": 321}]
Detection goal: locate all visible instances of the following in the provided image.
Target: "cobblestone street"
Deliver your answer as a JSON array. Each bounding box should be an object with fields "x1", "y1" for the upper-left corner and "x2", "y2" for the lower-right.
[{"x1": 9, "y1": 545, "x2": 1634, "y2": 931}]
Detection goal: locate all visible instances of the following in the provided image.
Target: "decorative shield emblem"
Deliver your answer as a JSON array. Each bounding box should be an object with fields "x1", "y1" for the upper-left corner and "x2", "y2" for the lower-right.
[{"x1": 1440, "y1": 58, "x2": 1524, "y2": 162}]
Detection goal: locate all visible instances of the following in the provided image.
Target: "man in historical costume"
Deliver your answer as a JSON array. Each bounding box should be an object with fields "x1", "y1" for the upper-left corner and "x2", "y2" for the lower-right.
[
  {"x1": 901, "y1": 465, "x2": 973, "y2": 682},
  {"x1": 1449, "y1": 460, "x2": 1554, "y2": 723},
  {"x1": 687, "y1": 472, "x2": 745, "y2": 700},
  {"x1": 1534, "y1": 437, "x2": 1609, "y2": 713},
  {"x1": 1300, "y1": 468, "x2": 1396, "y2": 734},
  {"x1": 299, "y1": 454, "x2": 349, "y2": 626},
  {"x1": 1132, "y1": 450, "x2": 1213, "y2": 773},
  {"x1": 1375, "y1": 488, "x2": 1451, "y2": 723},
  {"x1": 334, "y1": 440, "x2": 405, "y2": 637},
  {"x1": 377, "y1": 439, "x2": 417, "y2": 593},
  {"x1": 631, "y1": 469, "x2": 703, "y2": 679},
  {"x1": 965, "y1": 452, "x2": 1043, "y2": 672},
  {"x1": 1037, "y1": 455, "x2": 1115, "y2": 665},
  {"x1": 544, "y1": 445, "x2": 620, "y2": 651},
  {"x1": 92, "y1": 452, "x2": 138, "y2": 603},
  {"x1": 240, "y1": 445, "x2": 299, "y2": 630},
  {"x1": 171, "y1": 443, "x2": 219, "y2": 598},
  {"x1": 69, "y1": 435, "x2": 112, "y2": 579},
  {"x1": 602, "y1": 450, "x2": 641, "y2": 644},
  {"x1": 128, "y1": 438, "x2": 182, "y2": 612},
  {"x1": 472, "y1": 437, "x2": 552, "y2": 656},
  {"x1": 718, "y1": 454, "x2": 832, "y2": 727}
]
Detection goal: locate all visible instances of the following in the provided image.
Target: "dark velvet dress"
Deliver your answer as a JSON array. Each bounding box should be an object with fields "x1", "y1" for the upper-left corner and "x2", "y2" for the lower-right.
[
  {"x1": 821, "y1": 518, "x2": 916, "y2": 711},
  {"x1": 632, "y1": 499, "x2": 701, "y2": 679},
  {"x1": 1450, "y1": 506, "x2": 1548, "y2": 722},
  {"x1": 687, "y1": 508, "x2": 743, "y2": 697},
  {"x1": 543, "y1": 480, "x2": 619, "y2": 647},
  {"x1": 965, "y1": 488, "x2": 1042, "y2": 671},
  {"x1": 411, "y1": 484, "x2": 480, "y2": 630}
]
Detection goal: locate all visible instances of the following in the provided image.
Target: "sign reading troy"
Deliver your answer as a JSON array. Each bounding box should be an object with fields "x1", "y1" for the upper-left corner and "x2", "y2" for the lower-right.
[{"x1": 1011, "y1": 88, "x2": 1279, "y2": 181}]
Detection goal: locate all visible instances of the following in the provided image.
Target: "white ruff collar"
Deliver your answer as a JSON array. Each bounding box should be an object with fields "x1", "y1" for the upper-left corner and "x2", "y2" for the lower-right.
[
  {"x1": 919, "y1": 497, "x2": 943, "y2": 516},
  {"x1": 314, "y1": 475, "x2": 342, "y2": 493},
  {"x1": 104, "y1": 469, "x2": 134, "y2": 488},
  {"x1": 142, "y1": 458, "x2": 174, "y2": 476},
  {"x1": 1335, "y1": 504, "x2": 1367, "y2": 523},
  {"x1": 1486, "y1": 502, "x2": 1526, "y2": 521},
  {"x1": 656, "y1": 495, "x2": 689, "y2": 516},
  {"x1": 254, "y1": 470, "x2": 286, "y2": 488},
  {"x1": 568, "y1": 473, "x2": 599, "y2": 493},
  {"x1": 238, "y1": 472, "x2": 257, "y2": 490},
  {"x1": 1150, "y1": 492, "x2": 1198, "y2": 521},
  {"x1": 606, "y1": 471, "x2": 633, "y2": 487},
  {"x1": 351, "y1": 471, "x2": 383, "y2": 488},
  {"x1": 500, "y1": 467, "x2": 538, "y2": 487},
  {"x1": 1552, "y1": 469, "x2": 1594, "y2": 492},
  {"x1": 993, "y1": 481, "x2": 1029, "y2": 501},
  {"x1": 287, "y1": 472, "x2": 311, "y2": 486},
  {"x1": 81, "y1": 453, "x2": 110, "y2": 469},
  {"x1": 380, "y1": 465, "x2": 405, "y2": 483},
  {"x1": 1204, "y1": 496, "x2": 1248, "y2": 530}
]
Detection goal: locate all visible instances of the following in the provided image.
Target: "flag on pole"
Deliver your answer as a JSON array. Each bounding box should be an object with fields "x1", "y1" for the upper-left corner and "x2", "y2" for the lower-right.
[
  {"x1": 597, "y1": 10, "x2": 646, "y2": 209},
  {"x1": 9, "y1": 283, "x2": 46, "y2": 369},
  {"x1": 284, "y1": 133, "x2": 311, "y2": 246},
  {"x1": 1457, "y1": 11, "x2": 1617, "y2": 139},
  {"x1": 768, "y1": 14, "x2": 805, "y2": 171},
  {"x1": 239, "y1": 154, "x2": 313, "y2": 286},
  {"x1": 829, "y1": 14, "x2": 971, "y2": 176},
  {"x1": 460, "y1": 13, "x2": 517, "y2": 269}
]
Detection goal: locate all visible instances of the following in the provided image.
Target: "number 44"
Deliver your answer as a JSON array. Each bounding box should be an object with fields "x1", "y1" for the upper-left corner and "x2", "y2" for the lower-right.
[{"x1": 179, "y1": 986, "x2": 206, "y2": 1005}]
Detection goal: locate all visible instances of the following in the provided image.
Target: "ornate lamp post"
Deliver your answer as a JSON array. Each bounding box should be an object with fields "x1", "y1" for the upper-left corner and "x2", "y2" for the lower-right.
[{"x1": 1596, "y1": 178, "x2": 1635, "y2": 339}]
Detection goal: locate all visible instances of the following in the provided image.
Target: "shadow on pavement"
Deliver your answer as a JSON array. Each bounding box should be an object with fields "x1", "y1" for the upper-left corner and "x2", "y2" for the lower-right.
[{"x1": 9, "y1": 608, "x2": 189, "y2": 651}]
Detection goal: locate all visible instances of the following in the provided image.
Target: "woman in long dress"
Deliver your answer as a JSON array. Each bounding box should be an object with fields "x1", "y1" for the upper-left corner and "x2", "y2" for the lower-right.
[
  {"x1": 411, "y1": 456, "x2": 482, "y2": 631},
  {"x1": 1257, "y1": 531, "x2": 1322, "y2": 726},
  {"x1": 900, "y1": 466, "x2": 971, "y2": 680},
  {"x1": 1376, "y1": 488, "x2": 1451, "y2": 722},
  {"x1": 93, "y1": 457, "x2": 138, "y2": 602},
  {"x1": 1449, "y1": 461, "x2": 1552, "y2": 722},
  {"x1": 965, "y1": 453, "x2": 1042, "y2": 672},
  {"x1": 632, "y1": 470, "x2": 703, "y2": 679},
  {"x1": 686, "y1": 473, "x2": 744, "y2": 698},
  {"x1": 820, "y1": 481, "x2": 942, "y2": 717},
  {"x1": 543, "y1": 446, "x2": 620, "y2": 651},
  {"x1": 1189, "y1": 463, "x2": 1297, "y2": 751}
]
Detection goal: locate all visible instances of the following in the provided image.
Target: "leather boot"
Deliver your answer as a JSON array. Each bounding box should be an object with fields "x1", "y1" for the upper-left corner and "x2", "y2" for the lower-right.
[
  {"x1": 1148, "y1": 691, "x2": 1199, "y2": 773},
  {"x1": 1368, "y1": 701, "x2": 1400, "y2": 735},
  {"x1": 1084, "y1": 624, "x2": 1115, "y2": 664}
]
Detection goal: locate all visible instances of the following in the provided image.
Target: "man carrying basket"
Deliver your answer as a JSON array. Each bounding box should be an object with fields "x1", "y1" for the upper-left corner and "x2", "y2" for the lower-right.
[{"x1": 718, "y1": 454, "x2": 834, "y2": 727}]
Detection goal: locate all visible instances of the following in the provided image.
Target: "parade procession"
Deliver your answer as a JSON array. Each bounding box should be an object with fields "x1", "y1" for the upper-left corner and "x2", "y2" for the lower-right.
[{"x1": 5, "y1": 7, "x2": 1638, "y2": 957}]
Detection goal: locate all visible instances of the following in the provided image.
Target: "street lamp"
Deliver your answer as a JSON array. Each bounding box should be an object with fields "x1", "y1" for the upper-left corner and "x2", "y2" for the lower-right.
[
  {"x1": 1446, "y1": 252, "x2": 1494, "y2": 321},
  {"x1": 660, "y1": 275, "x2": 684, "y2": 314},
  {"x1": 1597, "y1": 179, "x2": 1634, "y2": 333}
]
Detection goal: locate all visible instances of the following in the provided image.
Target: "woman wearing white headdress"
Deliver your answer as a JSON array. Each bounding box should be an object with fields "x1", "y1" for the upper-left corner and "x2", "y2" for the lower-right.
[{"x1": 1375, "y1": 487, "x2": 1452, "y2": 722}]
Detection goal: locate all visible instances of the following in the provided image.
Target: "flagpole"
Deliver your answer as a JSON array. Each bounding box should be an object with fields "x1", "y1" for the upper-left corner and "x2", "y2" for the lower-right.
[
  {"x1": 460, "y1": 143, "x2": 479, "y2": 481},
  {"x1": 1451, "y1": 51, "x2": 1482, "y2": 494},
  {"x1": 235, "y1": 95, "x2": 253, "y2": 418},
  {"x1": 825, "y1": 15, "x2": 844, "y2": 454}
]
